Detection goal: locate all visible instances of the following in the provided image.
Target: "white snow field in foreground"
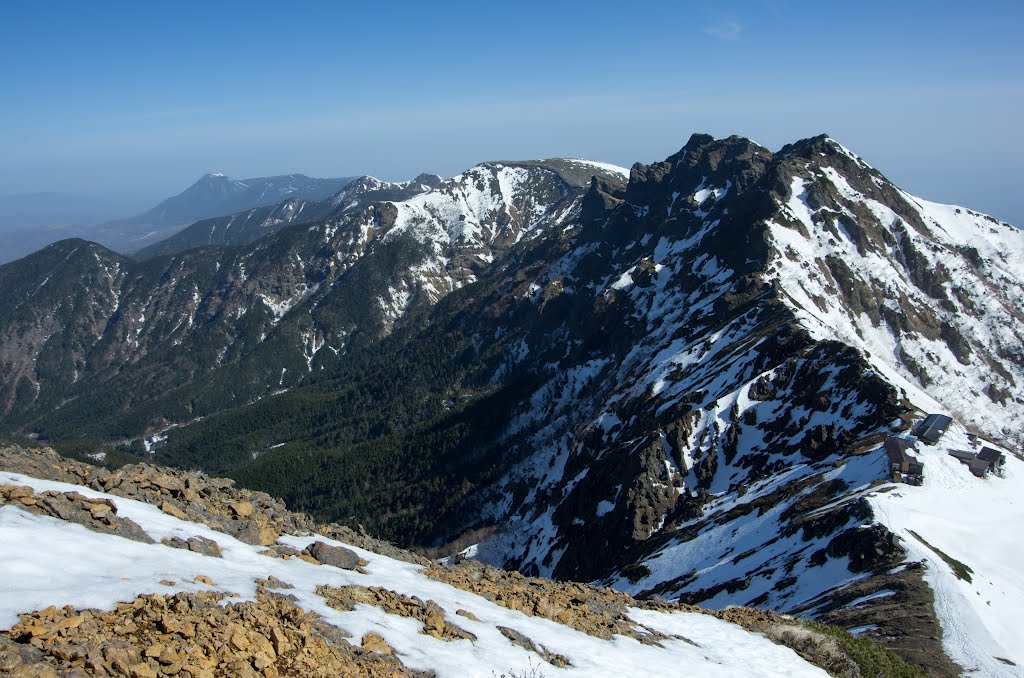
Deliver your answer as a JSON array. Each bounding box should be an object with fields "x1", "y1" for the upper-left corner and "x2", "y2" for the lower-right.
[{"x1": 0, "y1": 471, "x2": 826, "y2": 677}]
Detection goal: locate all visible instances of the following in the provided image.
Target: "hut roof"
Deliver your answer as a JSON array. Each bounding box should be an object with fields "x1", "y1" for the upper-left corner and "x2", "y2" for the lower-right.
[
  {"x1": 917, "y1": 414, "x2": 953, "y2": 442},
  {"x1": 948, "y1": 449, "x2": 977, "y2": 461},
  {"x1": 978, "y1": 447, "x2": 1005, "y2": 463},
  {"x1": 964, "y1": 458, "x2": 990, "y2": 477},
  {"x1": 885, "y1": 437, "x2": 917, "y2": 464}
]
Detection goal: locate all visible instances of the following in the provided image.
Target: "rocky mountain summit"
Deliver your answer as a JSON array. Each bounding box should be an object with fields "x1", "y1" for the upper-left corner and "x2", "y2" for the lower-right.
[
  {"x1": 0, "y1": 135, "x2": 1022, "y2": 674},
  {"x1": 0, "y1": 445, "x2": 915, "y2": 677}
]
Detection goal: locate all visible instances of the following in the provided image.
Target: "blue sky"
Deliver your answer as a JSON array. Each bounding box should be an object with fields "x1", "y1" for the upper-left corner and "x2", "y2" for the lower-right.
[{"x1": 1, "y1": 1, "x2": 1022, "y2": 224}]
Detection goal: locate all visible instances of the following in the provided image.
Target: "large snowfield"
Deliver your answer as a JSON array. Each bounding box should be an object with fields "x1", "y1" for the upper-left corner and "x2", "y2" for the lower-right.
[
  {"x1": 0, "y1": 470, "x2": 828, "y2": 677},
  {"x1": 867, "y1": 424, "x2": 1024, "y2": 677}
]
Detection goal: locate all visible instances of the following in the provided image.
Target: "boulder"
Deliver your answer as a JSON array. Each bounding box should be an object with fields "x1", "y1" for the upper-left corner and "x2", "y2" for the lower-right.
[{"x1": 304, "y1": 541, "x2": 361, "y2": 570}]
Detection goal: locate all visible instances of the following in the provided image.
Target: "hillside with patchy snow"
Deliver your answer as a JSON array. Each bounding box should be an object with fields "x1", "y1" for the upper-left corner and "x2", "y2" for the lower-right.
[
  {"x1": 0, "y1": 159, "x2": 621, "y2": 442},
  {"x1": 134, "y1": 172, "x2": 444, "y2": 260}
]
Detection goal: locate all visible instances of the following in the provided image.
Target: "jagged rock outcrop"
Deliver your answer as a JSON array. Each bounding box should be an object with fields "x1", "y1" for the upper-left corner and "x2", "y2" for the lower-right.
[{"x1": 0, "y1": 445, "x2": 424, "y2": 565}]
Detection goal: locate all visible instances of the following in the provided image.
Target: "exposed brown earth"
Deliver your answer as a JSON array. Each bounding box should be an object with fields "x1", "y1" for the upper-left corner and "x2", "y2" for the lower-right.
[
  {"x1": 0, "y1": 444, "x2": 936, "y2": 677},
  {"x1": 425, "y1": 559, "x2": 683, "y2": 643},
  {"x1": 427, "y1": 559, "x2": 930, "y2": 677}
]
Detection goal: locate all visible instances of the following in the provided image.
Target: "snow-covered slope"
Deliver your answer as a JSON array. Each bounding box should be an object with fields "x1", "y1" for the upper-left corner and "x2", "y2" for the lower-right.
[
  {"x1": 0, "y1": 463, "x2": 830, "y2": 677},
  {"x1": 868, "y1": 427, "x2": 1024, "y2": 675},
  {"x1": 767, "y1": 138, "x2": 1024, "y2": 448}
]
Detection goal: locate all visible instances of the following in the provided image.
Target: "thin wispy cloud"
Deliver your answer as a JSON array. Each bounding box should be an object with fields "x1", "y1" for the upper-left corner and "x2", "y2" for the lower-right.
[{"x1": 704, "y1": 20, "x2": 743, "y2": 41}]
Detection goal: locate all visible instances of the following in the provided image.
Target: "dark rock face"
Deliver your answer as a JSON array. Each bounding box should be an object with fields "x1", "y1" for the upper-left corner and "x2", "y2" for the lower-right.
[
  {"x1": 550, "y1": 436, "x2": 680, "y2": 581},
  {"x1": 820, "y1": 524, "x2": 905, "y2": 573}
]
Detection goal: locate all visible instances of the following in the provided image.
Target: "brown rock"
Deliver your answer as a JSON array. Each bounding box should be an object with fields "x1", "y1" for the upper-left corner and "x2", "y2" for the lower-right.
[
  {"x1": 227, "y1": 625, "x2": 250, "y2": 652},
  {"x1": 87, "y1": 503, "x2": 111, "y2": 517},
  {"x1": 317, "y1": 584, "x2": 476, "y2": 642},
  {"x1": 7, "y1": 485, "x2": 34, "y2": 500},
  {"x1": 361, "y1": 632, "x2": 393, "y2": 655},
  {"x1": 157, "y1": 616, "x2": 179, "y2": 635},
  {"x1": 257, "y1": 524, "x2": 280, "y2": 547},
  {"x1": 56, "y1": 615, "x2": 84, "y2": 632},
  {"x1": 20, "y1": 623, "x2": 53, "y2": 640},
  {"x1": 129, "y1": 662, "x2": 158, "y2": 678},
  {"x1": 159, "y1": 501, "x2": 187, "y2": 520},
  {"x1": 231, "y1": 501, "x2": 254, "y2": 518},
  {"x1": 455, "y1": 609, "x2": 481, "y2": 622},
  {"x1": 152, "y1": 475, "x2": 184, "y2": 494},
  {"x1": 269, "y1": 627, "x2": 289, "y2": 655}
]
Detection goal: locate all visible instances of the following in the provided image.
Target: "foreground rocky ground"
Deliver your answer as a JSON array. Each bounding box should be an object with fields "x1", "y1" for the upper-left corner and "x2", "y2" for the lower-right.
[{"x1": 0, "y1": 445, "x2": 928, "y2": 676}]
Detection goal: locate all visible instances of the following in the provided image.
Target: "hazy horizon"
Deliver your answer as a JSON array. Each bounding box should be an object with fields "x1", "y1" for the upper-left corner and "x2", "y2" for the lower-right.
[{"x1": 2, "y1": 2, "x2": 1022, "y2": 226}]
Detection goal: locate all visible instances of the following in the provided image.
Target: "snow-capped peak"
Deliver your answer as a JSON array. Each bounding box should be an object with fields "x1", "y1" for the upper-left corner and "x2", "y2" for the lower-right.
[
  {"x1": 766, "y1": 147, "x2": 1024, "y2": 448},
  {"x1": 560, "y1": 158, "x2": 631, "y2": 180}
]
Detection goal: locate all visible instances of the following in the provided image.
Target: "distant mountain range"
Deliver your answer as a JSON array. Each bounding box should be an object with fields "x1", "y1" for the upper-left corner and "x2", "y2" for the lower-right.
[
  {"x1": 134, "y1": 173, "x2": 443, "y2": 260},
  {"x1": 0, "y1": 173, "x2": 356, "y2": 264},
  {"x1": 0, "y1": 137, "x2": 1021, "y2": 674}
]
